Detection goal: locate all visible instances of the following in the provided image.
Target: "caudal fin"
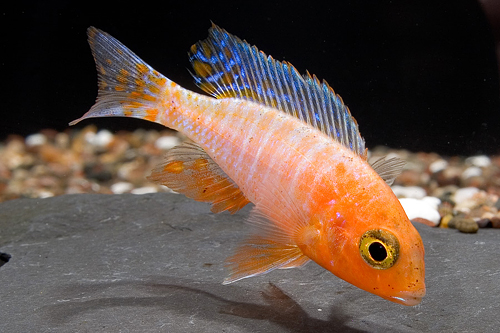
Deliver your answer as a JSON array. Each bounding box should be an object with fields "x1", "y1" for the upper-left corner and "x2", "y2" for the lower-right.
[{"x1": 70, "y1": 27, "x2": 169, "y2": 126}]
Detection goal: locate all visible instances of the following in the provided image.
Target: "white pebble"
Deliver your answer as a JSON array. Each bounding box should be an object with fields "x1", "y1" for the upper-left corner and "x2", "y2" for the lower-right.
[
  {"x1": 25, "y1": 133, "x2": 47, "y2": 147},
  {"x1": 37, "y1": 190, "x2": 55, "y2": 198},
  {"x1": 111, "y1": 182, "x2": 134, "y2": 194},
  {"x1": 399, "y1": 198, "x2": 441, "y2": 225},
  {"x1": 461, "y1": 166, "x2": 482, "y2": 179},
  {"x1": 92, "y1": 129, "x2": 113, "y2": 148},
  {"x1": 465, "y1": 155, "x2": 491, "y2": 168},
  {"x1": 155, "y1": 136, "x2": 180, "y2": 150},
  {"x1": 391, "y1": 185, "x2": 427, "y2": 199},
  {"x1": 429, "y1": 159, "x2": 448, "y2": 173},
  {"x1": 421, "y1": 196, "x2": 441, "y2": 210},
  {"x1": 131, "y1": 186, "x2": 158, "y2": 195},
  {"x1": 453, "y1": 187, "x2": 480, "y2": 204}
]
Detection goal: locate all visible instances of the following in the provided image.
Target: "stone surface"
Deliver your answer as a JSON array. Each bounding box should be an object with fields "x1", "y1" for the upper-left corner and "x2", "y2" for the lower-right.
[{"x1": 1, "y1": 193, "x2": 500, "y2": 332}]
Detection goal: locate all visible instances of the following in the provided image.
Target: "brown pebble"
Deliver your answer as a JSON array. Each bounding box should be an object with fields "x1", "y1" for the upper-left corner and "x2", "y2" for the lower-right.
[
  {"x1": 462, "y1": 176, "x2": 486, "y2": 189},
  {"x1": 453, "y1": 218, "x2": 479, "y2": 233},
  {"x1": 477, "y1": 218, "x2": 493, "y2": 228},
  {"x1": 438, "y1": 202, "x2": 454, "y2": 218},
  {"x1": 411, "y1": 217, "x2": 437, "y2": 227},
  {"x1": 491, "y1": 217, "x2": 500, "y2": 228},
  {"x1": 435, "y1": 167, "x2": 461, "y2": 187}
]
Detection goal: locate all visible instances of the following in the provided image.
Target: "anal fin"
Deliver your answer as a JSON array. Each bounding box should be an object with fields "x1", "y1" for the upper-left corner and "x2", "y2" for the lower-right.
[{"x1": 147, "y1": 141, "x2": 250, "y2": 214}]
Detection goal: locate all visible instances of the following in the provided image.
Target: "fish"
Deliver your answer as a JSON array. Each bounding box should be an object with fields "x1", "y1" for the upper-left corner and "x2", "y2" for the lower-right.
[{"x1": 70, "y1": 25, "x2": 426, "y2": 306}]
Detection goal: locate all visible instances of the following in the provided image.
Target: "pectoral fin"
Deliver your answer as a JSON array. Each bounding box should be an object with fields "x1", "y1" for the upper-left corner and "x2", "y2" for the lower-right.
[
  {"x1": 223, "y1": 181, "x2": 311, "y2": 284},
  {"x1": 147, "y1": 141, "x2": 250, "y2": 214},
  {"x1": 223, "y1": 233, "x2": 308, "y2": 284}
]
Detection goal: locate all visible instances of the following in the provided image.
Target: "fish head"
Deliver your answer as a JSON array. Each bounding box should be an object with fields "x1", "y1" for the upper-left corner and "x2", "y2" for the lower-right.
[
  {"x1": 352, "y1": 223, "x2": 426, "y2": 306},
  {"x1": 302, "y1": 200, "x2": 426, "y2": 306}
]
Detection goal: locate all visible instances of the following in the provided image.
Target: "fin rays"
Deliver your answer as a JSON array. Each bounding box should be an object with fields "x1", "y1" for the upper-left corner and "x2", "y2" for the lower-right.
[
  {"x1": 70, "y1": 27, "x2": 168, "y2": 126},
  {"x1": 189, "y1": 24, "x2": 366, "y2": 157},
  {"x1": 223, "y1": 235, "x2": 307, "y2": 284},
  {"x1": 224, "y1": 178, "x2": 311, "y2": 283},
  {"x1": 370, "y1": 156, "x2": 406, "y2": 186},
  {"x1": 148, "y1": 141, "x2": 250, "y2": 214}
]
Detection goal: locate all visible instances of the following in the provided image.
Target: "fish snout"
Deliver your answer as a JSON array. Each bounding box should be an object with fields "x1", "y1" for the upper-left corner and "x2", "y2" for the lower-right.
[{"x1": 386, "y1": 286, "x2": 426, "y2": 306}]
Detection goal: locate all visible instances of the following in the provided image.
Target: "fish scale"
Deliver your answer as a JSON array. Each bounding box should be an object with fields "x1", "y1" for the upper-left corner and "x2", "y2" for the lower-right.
[
  {"x1": 71, "y1": 25, "x2": 426, "y2": 306},
  {"x1": 149, "y1": 85, "x2": 294, "y2": 202},
  {"x1": 162, "y1": 84, "x2": 376, "y2": 238}
]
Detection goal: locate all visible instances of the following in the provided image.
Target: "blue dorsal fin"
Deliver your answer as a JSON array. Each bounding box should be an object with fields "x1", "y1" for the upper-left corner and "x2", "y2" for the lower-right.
[{"x1": 189, "y1": 24, "x2": 366, "y2": 158}]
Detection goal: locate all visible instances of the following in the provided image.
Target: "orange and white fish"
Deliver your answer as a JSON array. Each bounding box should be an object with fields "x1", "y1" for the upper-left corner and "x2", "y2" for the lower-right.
[{"x1": 71, "y1": 25, "x2": 425, "y2": 305}]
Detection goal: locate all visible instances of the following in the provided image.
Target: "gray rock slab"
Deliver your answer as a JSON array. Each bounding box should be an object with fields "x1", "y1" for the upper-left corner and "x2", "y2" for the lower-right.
[{"x1": 1, "y1": 193, "x2": 499, "y2": 332}]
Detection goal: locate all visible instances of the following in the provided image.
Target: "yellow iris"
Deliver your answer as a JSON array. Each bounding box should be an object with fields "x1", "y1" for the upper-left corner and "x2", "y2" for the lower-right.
[{"x1": 359, "y1": 229, "x2": 400, "y2": 269}]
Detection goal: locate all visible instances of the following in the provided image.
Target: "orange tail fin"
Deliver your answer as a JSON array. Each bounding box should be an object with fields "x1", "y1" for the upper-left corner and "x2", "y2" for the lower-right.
[{"x1": 70, "y1": 27, "x2": 169, "y2": 126}]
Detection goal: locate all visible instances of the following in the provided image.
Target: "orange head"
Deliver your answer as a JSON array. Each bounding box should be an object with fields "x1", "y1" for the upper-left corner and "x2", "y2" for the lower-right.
[{"x1": 298, "y1": 187, "x2": 426, "y2": 306}]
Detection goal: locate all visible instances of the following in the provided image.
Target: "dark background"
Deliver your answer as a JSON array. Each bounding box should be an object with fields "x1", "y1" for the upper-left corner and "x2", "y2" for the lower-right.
[{"x1": 2, "y1": 0, "x2": 500, "y2": 155}]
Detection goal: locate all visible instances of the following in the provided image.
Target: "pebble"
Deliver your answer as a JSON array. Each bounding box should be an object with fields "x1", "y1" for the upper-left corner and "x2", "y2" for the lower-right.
[
  {"x1": 131, "y1": 186, "x2": 159, "y2": 195},
  {"x1": 491, "y1": 217, "x2": 500, "y2": 228},
  {"x1": 155, "y1": 136, "x2": 180, "y2": 150},
  {"x1": 453, "y1": 187, "x2": 480, "y2": 205},
  {"x1": 465, "y1": 155, "x2": 491, "y2": 168},
  {"x1": 25, "y1": 133, "x2": 47, "y2": 147},
  {"x1": 411, "y1": 217, "x2": 437, "y2": 227},
  {"x1": 392, "y1": 185, "x2": 427, "y2": 199},
  {"x1": 437, "y1": 201, "x2": 454, "y2": 217},
  {"x1": 477, "y1": 218, "x2": 492, "y2": 228},
  {"x1": 421, "y1": 196, "x2": 441, "y2": 210},
  {"x1": 461, "y1": 166, "x2": 482, "y2": 179},
  {"x1": 429, "y1": 159, "x2": 448, "y2": 173},
  {"x1": 458, "y1": 219, "x2": 479, "y2": 233},
  {"x1": 440, "y1": 214, "x2": 453, "y2": 228},
  {"x1": 110, "y1": 182, "x2": 134, "y2": 194},
  {"x1": 91, "y1": 129, "x2": 114, "y2": 148},
  {"x1": 2, "y1": 127, "x2": 500, "y2": 236},
  {"x1": 448, "y1": 217, "x2": 479, "y2": 233},
  {"x1": 435, "y1": 166, "x2": 462, "y2": 186},
  {"x1": 481, "y1": 212, "x2": 495, "y2": 220},
  {"x1": 399, "y1": 198, "x2": 441, "y2": 226}
]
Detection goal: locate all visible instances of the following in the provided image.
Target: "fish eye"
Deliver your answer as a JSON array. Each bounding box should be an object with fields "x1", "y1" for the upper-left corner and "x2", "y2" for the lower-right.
[
  {"x1": 359, "y1": 229, "x2": 399, "y2": 269},
  {"x1": 369, "y1": 241, "x2": 387, "y2": 261}
]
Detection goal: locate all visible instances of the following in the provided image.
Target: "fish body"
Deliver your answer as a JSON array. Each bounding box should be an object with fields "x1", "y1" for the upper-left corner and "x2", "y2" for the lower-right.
[{"x1": 71, "y1": 26, "x2": 425, "y2": 305}]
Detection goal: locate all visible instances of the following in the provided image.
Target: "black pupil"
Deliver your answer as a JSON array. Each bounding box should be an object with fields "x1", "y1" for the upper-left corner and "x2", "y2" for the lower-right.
[{"x1": 369, "y1": 242, "x2": 387, "y2": 261}]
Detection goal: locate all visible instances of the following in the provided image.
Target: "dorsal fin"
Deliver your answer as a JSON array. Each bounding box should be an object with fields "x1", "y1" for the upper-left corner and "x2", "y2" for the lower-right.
[
  {"x1": 147, "y1": 141, "x2": 250, "y2": 214},
  {"x1": 189, "y1": 24, "x2": 366, "y2": 158}
]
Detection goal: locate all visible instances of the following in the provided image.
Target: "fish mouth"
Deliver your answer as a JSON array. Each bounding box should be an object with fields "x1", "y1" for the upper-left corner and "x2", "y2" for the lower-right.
[{"x1": 383, "y1": 288, "x2": 426, "y2": 306}]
